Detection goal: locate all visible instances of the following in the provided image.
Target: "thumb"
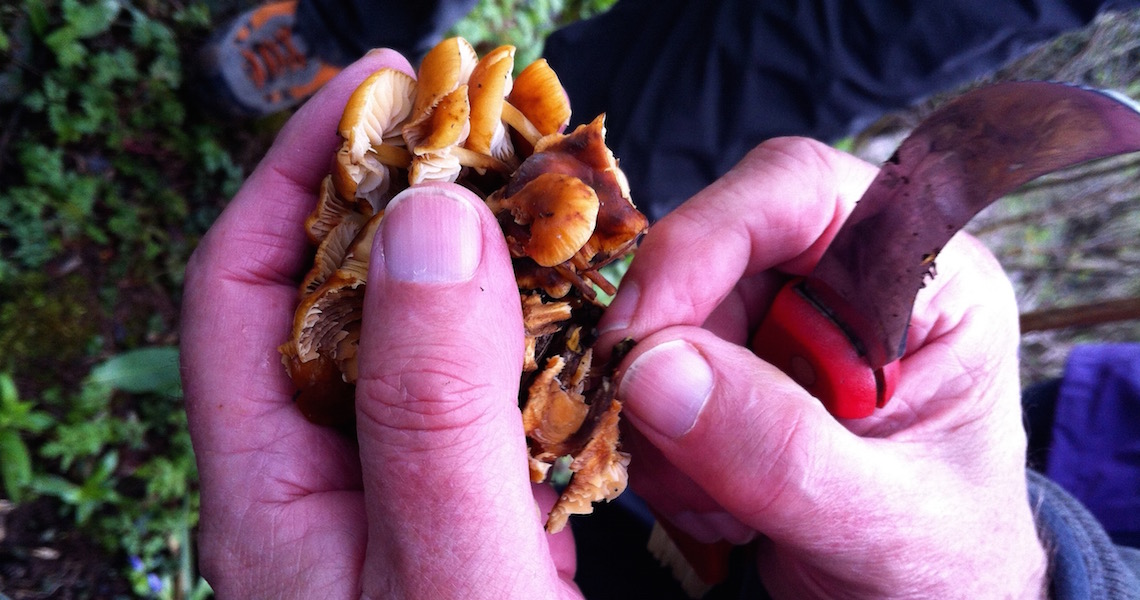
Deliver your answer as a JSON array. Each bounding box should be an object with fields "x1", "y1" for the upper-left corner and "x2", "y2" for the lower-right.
[
  {"x1": 354, "y1": 184, "x2": 573, "y2": 598},
  {"x1": 616, "y1": 326, "x2": 888, "y2": 543}
]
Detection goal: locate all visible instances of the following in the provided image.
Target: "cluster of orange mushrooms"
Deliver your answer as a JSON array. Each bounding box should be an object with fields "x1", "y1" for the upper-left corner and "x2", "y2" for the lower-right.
[{"x1": 278, "y1": 38, "x2": 649, "y2": 532}]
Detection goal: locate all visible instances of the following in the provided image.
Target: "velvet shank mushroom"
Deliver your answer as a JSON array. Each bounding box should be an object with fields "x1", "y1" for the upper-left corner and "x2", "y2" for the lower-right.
[
  {"x1": 333, "y1": 68, "x2": 416, "y2": 207},
  {"x1": 279, "y1": 37, "x2": 648, "y2": 532}
]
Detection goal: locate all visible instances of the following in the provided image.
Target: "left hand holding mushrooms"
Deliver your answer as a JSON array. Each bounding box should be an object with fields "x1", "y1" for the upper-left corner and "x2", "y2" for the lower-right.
[{"x1": 182, "y1": 51, "x2": 582, "y2": 599}]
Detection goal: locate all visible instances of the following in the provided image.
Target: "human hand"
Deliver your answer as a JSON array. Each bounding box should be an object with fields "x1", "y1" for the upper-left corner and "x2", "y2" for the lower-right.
[
  {"x1": 599, "y1": 138, "x2": 1048, "y2": 598},
  {"x1": 181, "y1": 51, "x2": 579, "y2": 599}
]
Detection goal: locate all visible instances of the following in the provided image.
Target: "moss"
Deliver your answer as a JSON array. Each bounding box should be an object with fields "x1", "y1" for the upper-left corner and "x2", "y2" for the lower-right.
[{"x1": 0, "y1": 272, "x2": 100, "y2": 384}]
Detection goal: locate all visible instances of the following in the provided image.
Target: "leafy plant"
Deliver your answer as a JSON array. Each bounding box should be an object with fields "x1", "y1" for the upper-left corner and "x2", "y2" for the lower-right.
[
  {"x1": 4, "y1": 346, "x2": 202, "y2": 596},
  {"x1": 33, "y1": 450, "x2": 122, "y2": 525},
  {"x1": 0, "y1": 373, "x2": 56, "y2": 502},
  {"x1": 0, "y1": 0, "x2": 239, "y2": 288}
]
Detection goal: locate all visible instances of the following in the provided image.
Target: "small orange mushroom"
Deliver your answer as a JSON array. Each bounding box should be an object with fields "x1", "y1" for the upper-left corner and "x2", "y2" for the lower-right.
[
  {"x1": 466, "y1": 45, "x2": 518, "y2": 166},
  {"x1": 334, "y1": 68, "x2": 416, "y2": 206},
  {"x1": 407, "y1": 37, "x2": 478, "y2": 128},
  {"x1": 279, "y1": 212, "x2": 382, "y2": 425},
  {"x1": 407, "y1": 84, "x2": 473, "y2": 184},
  {"x1": 506, "y1": 59, "x2": 571, "y2": 147},
  {"x1": 281, "y1": 37, "x2": 648, "y2": 534},
  {"x1": 487, "y1": 172, "x2": 600, "y2": 267},
  {"x1": 305, "y1": 175, "x2": 369, "y2": 244}
]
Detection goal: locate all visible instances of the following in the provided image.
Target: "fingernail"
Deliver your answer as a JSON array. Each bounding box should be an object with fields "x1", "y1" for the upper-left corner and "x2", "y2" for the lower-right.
[
  {"x1": 620, "y1": 340, "x2": 713, "y2": 439},
  {"x1": 382, "y1": 187, "x2": 481, "y2": 283},
  {"x1": 598, "y1": 280, "x2": 639, "y2": 336}
]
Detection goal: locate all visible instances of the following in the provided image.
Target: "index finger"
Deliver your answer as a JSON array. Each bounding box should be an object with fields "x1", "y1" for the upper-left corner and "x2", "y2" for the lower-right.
[{"x1": 599, "y1": 137, "x2": 879, "y2": 346}]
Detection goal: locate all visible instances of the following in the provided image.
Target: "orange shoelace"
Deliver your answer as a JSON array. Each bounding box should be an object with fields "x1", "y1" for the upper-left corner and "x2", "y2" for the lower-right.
[{"x1": 240, "y1": 27, "x2": 306, "y2": 89}]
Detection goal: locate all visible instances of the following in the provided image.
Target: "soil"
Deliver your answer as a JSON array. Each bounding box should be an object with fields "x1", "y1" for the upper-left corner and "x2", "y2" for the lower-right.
[{"x1": 0, "y1": 499, "x2": 132, "y2": 599}]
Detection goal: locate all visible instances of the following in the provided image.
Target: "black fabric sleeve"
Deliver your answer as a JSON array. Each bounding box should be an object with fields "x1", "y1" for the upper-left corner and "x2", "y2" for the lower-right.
[
  {"x1": 1029, "y1": 469, "x2": 1140, "y2": 599},
  {"x1": 294, "y1": 0, "x2": 478, "y2": 66},
  {"x1": 543, "y1": 0, "x2": 1135, "y2": 221}
]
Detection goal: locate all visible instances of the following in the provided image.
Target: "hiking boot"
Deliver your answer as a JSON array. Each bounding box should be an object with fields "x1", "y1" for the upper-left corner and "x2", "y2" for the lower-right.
[{"x1": 195, "y1": 1, "x2": 342, "y2": 118}]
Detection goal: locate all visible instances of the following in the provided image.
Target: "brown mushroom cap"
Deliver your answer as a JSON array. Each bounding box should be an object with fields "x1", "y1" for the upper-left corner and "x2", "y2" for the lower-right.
[
  {"x1": 408, "y1": 37, "x2": 478, "y2": 125},
  {"x1": 281, "y1": 212, "x2": 381, "y2": 399},
  {"x1": 306, "y1": 175, "x2": 370, "y2": 244},
  {"x1": 466, "y1": 45, "x2": 516, "y2": 162},
  {"x1": 300, "y1": 212, "x2": 365, "y2": 298},
  {"x1": 488, "y1": 172, "x2": 600, "y2": 267},
  {"x1": 522, "y1": 355, "x2": 591, "y2": 447},
  {"x1": 407, "y1": 85, "x2": 472, "y2": 184},
  {"x1": 509, "y1": 59, "x2": 571, "y2": 138},
  {"x1": 544, "y1": 398, "x2": 629, "y2": 533},
  {"x1": 520, "y1": 115, "x2": 648, "y2": 269}
]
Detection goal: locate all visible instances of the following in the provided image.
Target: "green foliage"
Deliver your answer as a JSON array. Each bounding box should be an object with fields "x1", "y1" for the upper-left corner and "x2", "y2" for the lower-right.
[
  {"x1": 451, "y1": 0, "x2": 618, "y2": 68},
  {"x1": 0, "y1": 373, "x2": 56, "y2": 502},
  {"x1": 1, "y1": 2, "x2": 225, "y2": 593},
  {"x1": 33, "y1": 450, "x2": 123, "y2": 525},
  {"x1": 88, "y1": 346, "x2": 183, "y2": 397},
  {"x1": 0, "y1": 0, "x2": 239, "y2": 286},
  {"x1": 3, "y1": 348, "x2": 199, "y2": 596}
]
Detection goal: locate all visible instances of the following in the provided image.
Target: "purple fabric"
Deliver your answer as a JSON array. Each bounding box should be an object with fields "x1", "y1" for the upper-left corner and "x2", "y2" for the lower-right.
[{"x1": 1047, "y1": 343, "x2": 1140, "y2": 548}]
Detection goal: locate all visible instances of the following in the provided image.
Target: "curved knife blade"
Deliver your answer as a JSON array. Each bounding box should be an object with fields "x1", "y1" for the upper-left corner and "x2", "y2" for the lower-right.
[{"x1": 804, "y1": 81, "x2": 1140, "y2": 370}]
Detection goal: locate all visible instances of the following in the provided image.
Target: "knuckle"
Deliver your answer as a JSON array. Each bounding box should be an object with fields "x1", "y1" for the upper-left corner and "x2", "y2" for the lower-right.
[{"x1": 355, "y1": 341, "x2": 506, "y2": 434}]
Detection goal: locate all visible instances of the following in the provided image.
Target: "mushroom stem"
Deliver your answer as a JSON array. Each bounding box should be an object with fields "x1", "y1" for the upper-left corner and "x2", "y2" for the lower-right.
[
  {"x1": 555, "y1": 264, "x2": 597, "y2": 301},
  {"x1": 368, "y1": 143, "x2": 413, "y2": 168},
  {"x1": 502, "y1": 101, "x2": 546, "y2": 147},
  {"x1": 452, "y1": 146, "x2": 513, "y2": 173},
  {"x1": 583, "y1": 269, "x2": 617, "y2": 296}
]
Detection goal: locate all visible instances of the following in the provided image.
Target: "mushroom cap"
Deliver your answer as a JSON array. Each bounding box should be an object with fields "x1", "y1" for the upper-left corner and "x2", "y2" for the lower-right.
[
  {"x1": 339, "y1": 68, "x2": 418, "y2": 154},
  {"x1": 514, "y1": 260, "x2": 575, "y2": 299},
  {"x1": 409, "y1": 37, "x2": 478, "y2": 124},
  {"x1": 467, "y1": 45, "x2": 516, "y2": 160},
  {"x1": 489, "y1": 172, "x2": 600, "y2": 267},
  {"x1": 306, "y1": 175, "x2": 370, "y2": 244},
  {"x1": 283, "y1": 211, "x2": 381, "y2": 376},
  {"x1": 404, "y1": 71, "x2": 473, "y2": 184},
  {"x1": 335, "y1": 68, "x2": 417, "y2": 204},
  {"x1": 509, "y1": 59, "x2": 571, "y2": 137},
  {"x1": 280, "y1": 349, "x2": 356, "y2": 429},
  {"x1": 410, "y1": 84, "x2": 471, "y2": 154},
  {"x1": 300, "y1": 213, "x2": 365, "y2": 298},
  {"x1": 522, "y1": 355, "x2": 590, "y2": 446},
  {"x1": 544, "y1": 398, "x2": 629, "y2": 533},
  {"x1": 522, "y1": 115, "x2": 648, "y2": 267}
]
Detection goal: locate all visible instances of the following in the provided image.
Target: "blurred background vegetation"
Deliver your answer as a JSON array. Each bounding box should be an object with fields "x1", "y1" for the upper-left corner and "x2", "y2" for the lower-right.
[{"x1": 0, "y1": 1, "x2": 1138, "y2": 598}]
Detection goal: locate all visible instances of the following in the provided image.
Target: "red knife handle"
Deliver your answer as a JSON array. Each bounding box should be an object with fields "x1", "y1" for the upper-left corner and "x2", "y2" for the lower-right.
[{"x1": 751, "y1": 279, "x2": 899, "y2": 419}]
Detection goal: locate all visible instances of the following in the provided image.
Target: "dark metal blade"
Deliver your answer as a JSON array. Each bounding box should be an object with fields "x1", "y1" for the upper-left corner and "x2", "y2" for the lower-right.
[{"x1": 804, "y1": 81, "x2": 1140, "y2": 369}]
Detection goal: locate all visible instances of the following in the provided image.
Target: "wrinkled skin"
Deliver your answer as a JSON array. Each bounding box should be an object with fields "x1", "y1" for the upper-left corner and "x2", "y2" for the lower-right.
[
  {"x1": 598, "y1": 138, "x2": 1048, "y2": 599},
  {"x1": 183, "y1": 51, "x2": 1047, "y2": 598},
  {"x1": 182, "y1": 51, "x2": 577, "y2": 599}
]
